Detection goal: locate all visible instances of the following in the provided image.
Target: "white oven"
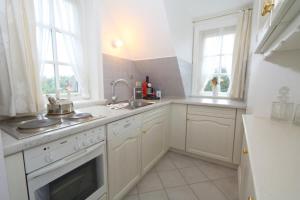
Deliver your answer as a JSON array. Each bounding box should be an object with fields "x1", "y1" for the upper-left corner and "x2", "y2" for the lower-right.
[{"x1": 24, "y1": 126, "x2": 107, "y2": 200}]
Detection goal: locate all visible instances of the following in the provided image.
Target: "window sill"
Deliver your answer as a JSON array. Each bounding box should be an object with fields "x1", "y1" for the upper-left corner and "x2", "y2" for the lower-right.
[{"x1": 190, "y1": 94, "x2": 242, "y2": 101}]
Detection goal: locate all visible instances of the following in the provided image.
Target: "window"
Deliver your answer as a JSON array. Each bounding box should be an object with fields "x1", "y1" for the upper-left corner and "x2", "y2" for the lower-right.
[
  {"x1": 201, "y1": 27, "x2": 235, "y2": 95},
  {"x1": 192, "y1": 13, "x2": 241, "y2": 98},
  {"x1": 34, "y1": 0, "x2": 79, "y2": 95}
]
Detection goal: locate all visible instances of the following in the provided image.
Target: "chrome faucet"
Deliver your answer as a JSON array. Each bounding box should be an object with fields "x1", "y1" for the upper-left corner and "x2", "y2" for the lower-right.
[{"x1": 111, "y1": 79, "x2": 132, "y2": 103}]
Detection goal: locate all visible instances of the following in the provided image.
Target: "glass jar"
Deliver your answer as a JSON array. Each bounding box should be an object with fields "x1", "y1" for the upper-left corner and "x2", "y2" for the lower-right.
[
  {"x1": 271, "y1": 102, "x2": 294, "y2": 121},
  {"x1": 293, "y1": 104, "x2": 300, "y2": 125}
]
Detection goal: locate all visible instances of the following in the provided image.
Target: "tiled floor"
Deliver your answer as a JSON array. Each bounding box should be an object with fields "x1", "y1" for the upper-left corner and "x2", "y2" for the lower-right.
[{"x1": 123, "y1": 151, "x2": 238, "y2": 200}]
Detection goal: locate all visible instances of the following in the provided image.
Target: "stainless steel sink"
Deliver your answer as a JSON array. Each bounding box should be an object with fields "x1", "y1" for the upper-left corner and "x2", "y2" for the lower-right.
[
  {"x1": 107, "y1": 101, "x2": 156, "y2": 110},
  {"x1": 124, "y1": 101, "x2": 156, "y2": 110}
]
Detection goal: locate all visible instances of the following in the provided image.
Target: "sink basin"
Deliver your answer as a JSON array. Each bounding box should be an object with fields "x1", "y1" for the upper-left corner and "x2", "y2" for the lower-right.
[
  {"x1": 107, "y1": 101, "x2": 156, "y2": 110},
  {"x1": 124, "y1": 101, "x2": 156, "y2": 110}
]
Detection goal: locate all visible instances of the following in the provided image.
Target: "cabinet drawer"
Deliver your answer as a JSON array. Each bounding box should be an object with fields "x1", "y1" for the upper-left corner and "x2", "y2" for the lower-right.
[
  {"x1": 142, "y1": 106, "x2": 169, "y2": 124},
  {"x1": 188, "y1": 105, "x2": 236, "y2": 119}
]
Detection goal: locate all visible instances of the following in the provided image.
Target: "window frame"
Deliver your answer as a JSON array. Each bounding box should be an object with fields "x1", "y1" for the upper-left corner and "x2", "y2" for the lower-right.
[
  {"x1": 192, "y1": 15, "x2": 239, "y2": 99},
  {"x1": 36, "y1": 0, "x2": 80, "y2": 96},
  {"x1": 200, "y1": 27, "x2": 235, "y2": 96}
]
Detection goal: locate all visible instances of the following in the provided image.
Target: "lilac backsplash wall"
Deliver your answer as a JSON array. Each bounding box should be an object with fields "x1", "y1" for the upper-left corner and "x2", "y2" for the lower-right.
[
  {"x1": 134, "y1": 57, "x2": 185, "y2": 97},
  {"x1": 102, "y1": 54, "x2": 190, "y2": 101},
  {"x1": 102, "y1": 54, "x2": 139, "y2": 102}
]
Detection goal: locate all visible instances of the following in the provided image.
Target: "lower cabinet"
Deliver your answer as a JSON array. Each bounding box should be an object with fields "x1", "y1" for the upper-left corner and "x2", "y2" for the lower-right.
[
  {"x1": 107, "y1": 115, "x2": 142, "y2": 200},
  {"x1": 141, "y1": 108, "x2": 169, "y2": 175},
  {"x1": 5, "y1": 152, "x2": 28, "y2": 200},
  {"x1": 186, "y1": 114, "x2": 235, "y2": 163},
  {"x1": 238, "y1": 137, "x2": 256, "y2": 200},
  {"x1": 107, "y1": 106, "x2": 169, "y2": 200}
]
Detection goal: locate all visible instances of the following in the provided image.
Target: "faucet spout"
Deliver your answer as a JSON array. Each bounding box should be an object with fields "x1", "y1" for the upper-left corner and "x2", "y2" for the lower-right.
[{"x1": 111, "y1": 78, "x2": 131, "y2": 103}]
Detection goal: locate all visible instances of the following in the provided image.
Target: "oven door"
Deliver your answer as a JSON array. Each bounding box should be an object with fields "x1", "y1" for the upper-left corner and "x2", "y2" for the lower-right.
[{"x1": 27, "y1": 142, "x2": 107, "y2": 200}]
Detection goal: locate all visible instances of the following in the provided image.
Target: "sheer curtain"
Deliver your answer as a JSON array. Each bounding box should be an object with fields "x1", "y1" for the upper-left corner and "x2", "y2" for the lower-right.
[
  {"x1": 54, "y1": 0, "x2": 102, "y2": 99},
  {"x1": 230, "y1": 10, "x2": 252, "y2": 99},
  {"x1": 0, "y1": 0, "x2": 44, "y2": 116}
]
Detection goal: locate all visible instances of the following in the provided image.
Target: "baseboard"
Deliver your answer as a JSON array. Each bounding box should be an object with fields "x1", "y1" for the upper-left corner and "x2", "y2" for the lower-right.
[{"x1": 169, "y1": 148, "x2": 238, "y2": 169}]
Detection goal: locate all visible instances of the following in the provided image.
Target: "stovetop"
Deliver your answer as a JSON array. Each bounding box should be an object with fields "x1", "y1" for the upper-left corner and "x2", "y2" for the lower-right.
[{"x1": 0, "y1": 112, "x2": 105, "y2": 140}]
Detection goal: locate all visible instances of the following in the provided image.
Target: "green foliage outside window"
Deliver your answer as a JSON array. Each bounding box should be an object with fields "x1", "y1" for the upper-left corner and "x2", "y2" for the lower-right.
[
  {"x1": 42, "y1": 76, "x2": 78, "y2": 94},
  {"x1": 204, "y1": 75, "x2": 230, "y2": 93}
]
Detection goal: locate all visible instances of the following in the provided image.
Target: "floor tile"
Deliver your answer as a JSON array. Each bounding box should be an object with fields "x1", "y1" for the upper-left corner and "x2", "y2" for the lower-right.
[
  {"x1": 190, "y1": 181, "x2": 228, "y2": 200},
  {"x1": 214, "y1": 176, "x2": 239, "y2": 200},
  {"x1": 155, "y1": 156, "x2": 176, "y2": 171},
  {"x1": 139, "y1": 190, "x2": 168, "y2": 200},
  {"x1": 166, "y1": 186, "x2": 198, "y2": 200},
  {"x1": 180, "y1": 167, "x2": 208, "y2": 184},
  {"x1": 137, "y1": 172, "x2": 163, "y2": 193},
  {"x1": 127, "y1": 186, "x2": 138, "y2": 196},
  {"x1": 168, "y1": 153, "x2": 196, "y2": 169},
  {"x1": 123, "y1": 194, "x2": 139, "y2": 200},
  {"x1": 158, "y1": 169, "x2": 186, "y2": 188},
  {"x1": 194, "y1": 160, "x2": 236, "y2": 180},
  {"x1": 147, "y1": 166, "x2": 157, "y2": 174}
]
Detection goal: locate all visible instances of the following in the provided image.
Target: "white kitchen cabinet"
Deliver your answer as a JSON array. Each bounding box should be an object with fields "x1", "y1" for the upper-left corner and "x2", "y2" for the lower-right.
[
  {"x1": 141, "y1": 106, "x2": 169, "y2": 175},
  {"x1": 255, "y1": 0, "x2": 300, "y2": 56},
  {"x1": 238, "y1": 137, "x2": 256, "y2": 200},
  {"x1": 186, "y1": 106, "x2": 236, "y2": 163},
  {"x1": 169, "y1": 104, "x2": 187, "y2": 151},
  {"x1": 5, "y1": 152, "x2": 28, "y2": 200},
  {"x1": 233, "y1": 109, "x2": 246, "y2": 165},
  {"x1": 107, "y1": 115, "x2": 142, "y2": 200}
]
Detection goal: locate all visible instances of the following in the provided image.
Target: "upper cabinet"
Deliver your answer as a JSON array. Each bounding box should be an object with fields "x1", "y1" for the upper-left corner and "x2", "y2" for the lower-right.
[{"x1": 255, "y1": 0, "x2": 300, "y2": 57}]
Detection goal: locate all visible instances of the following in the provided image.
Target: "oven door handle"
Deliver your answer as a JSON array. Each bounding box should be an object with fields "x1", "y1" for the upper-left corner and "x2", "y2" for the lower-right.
[{"x1": 27, "y1": 141, "x2": 105, "y2": 180}]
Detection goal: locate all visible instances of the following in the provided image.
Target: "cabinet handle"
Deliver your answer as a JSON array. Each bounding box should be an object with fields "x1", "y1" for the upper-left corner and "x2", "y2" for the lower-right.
[
  {"x1": 248, "y1": 196, "x2": 254, "y2": 200},
  {"x1": 261, "y1": 0, "x2": 275, "y2": 16},
  {"x1": 242, "y1": 148, "x2": 248, "y2": 155}
]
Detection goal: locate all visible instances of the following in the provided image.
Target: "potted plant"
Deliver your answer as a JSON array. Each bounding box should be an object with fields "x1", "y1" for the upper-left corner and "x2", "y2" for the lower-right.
[{"x1": 211, "y1": 76, "x2": 218, "y2": 96}]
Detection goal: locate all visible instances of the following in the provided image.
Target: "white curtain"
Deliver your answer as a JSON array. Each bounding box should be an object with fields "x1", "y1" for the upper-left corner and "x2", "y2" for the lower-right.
[
  {"x1": 54, "y1": 0, "x2": 102, "y2": 99},
  {"x1": 0, "y1": 0, "x2": 44, "y2": 116},
  {"x1": 230, "y1": 10, "x2": 252, "y2": 99}
]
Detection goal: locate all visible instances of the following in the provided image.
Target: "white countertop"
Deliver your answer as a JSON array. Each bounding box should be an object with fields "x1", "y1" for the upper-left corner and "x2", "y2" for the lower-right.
[
  {"x1": 242, "y1": 115, "x2": 300, "y2": 200},
  {"x1": 1, "y1": 97, "x2": 246, "y2": 156}
]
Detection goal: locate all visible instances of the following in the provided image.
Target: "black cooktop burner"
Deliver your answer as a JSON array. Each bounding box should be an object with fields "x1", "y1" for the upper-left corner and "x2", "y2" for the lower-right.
[{"x1": 18, "y1": 119, "x2": 61, "y2": 130}]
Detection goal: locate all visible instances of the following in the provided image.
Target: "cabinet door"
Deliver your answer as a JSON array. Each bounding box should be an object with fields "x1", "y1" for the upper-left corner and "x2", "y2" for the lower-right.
[
  {"x1": 5, "y1": 152, "x2": 28, "y2": 200},
  {"x1": 238, "y1": 138, "x2": 256, "y2": 200},
  {"x1": 170, "y1": 104, "x2": 187, "y2": 150},
  {"x1": 108, "y1": 136, "x2": 140, "y2": 200},
  {"x1": 141, "y1": 120, "x2": 165, "y2": 175},
  {"x1": 186, "y1": 115, "x2": 235, "y2": 163}
]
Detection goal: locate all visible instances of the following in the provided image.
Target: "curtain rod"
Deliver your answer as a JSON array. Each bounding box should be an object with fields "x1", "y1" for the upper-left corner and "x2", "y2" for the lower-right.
[{"x1": 193, "y1": 8, "x2": 252, "y2": 23}]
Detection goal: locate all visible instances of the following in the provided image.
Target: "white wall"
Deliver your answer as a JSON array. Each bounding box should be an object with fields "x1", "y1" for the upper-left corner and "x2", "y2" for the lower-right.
[
  {"x1": 101, "y1": 0, "x2": 176, "y2": 60},
  {"x1": 246, "y1": 0, "x2": 300, "y2": 117},
  {"x1": 163, "y1": 0, "x2": 253, "y2": 63}
]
